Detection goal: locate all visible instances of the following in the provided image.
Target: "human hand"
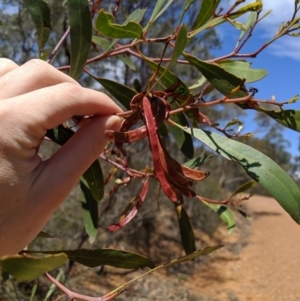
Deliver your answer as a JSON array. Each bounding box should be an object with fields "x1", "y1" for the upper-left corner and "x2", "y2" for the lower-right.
[{"x1": 0, "y1": 59, "x2": 122, "y2": 256}]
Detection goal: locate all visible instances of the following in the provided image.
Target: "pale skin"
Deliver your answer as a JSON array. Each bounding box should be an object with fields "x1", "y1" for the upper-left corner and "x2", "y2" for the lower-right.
[{"x1": 0, "y1": 58, "x2": 122, "y2": 257}]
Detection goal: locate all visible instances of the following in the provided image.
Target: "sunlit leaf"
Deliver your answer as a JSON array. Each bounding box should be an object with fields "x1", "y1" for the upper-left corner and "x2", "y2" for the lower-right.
[
  {"x1": 177, "y1": 126, "x2": 300, "y2": 224},
  {"x1": 183, "y1": 154, "x2": 213, "y2": 168},
  {"x1": 30, "y1": 283, "x2": 37, "y2": 301},
  {"x1": 257, "y1": 107, "x2": 300, "y2": 132},
  {"x1": 176, "y1": 205, "x2": 196, "y2": 254},
  {"x1": 39, "y1": 249, "x2": 155, "y2": 269},
  {"x1": 192, "y1": 0, "x2": 221, "y2": 30},
  {"x1": 189, "y1": 1, "x2": 262, "y2": 38},
  {"x1": 80, "y1": 179, "x2": 98, "y2": 244},
  {"x1": 92, "y1": 36, "x2": 136, "y2": 70},
  {"x1": 24, "y1": 0, "x2": 51, "y2": 54},
  {"x1": 0, "y1": 254, "x2": 67, "y2": 282},
  {"x1": 68, "y1": 0, "x2": 92, "y2": 80},
  {"x1": 106, "y1": 245, "x2": 223, "y2": 297},
  {"x1": 95, "y1": 9, "x2": 143, "y2": 38},
  {"x1": 203, "y1": 201, "x2": 236, "y2": 234},
  {"x1": 145, "y1": 0, "x2": 175, "y2": 31},
  {"x1": 44, "y1": 269, "x2": 64, "y2": 301},
  {"x1": 226, "y1": 180, "x2": 257, "y2": 202},
  {"x1": 238, "y1": 11, "x2": 257, "y2": 41},
  {"x1": 184, "y1": 53, "x2": 248, "y2": 98},
  {"x1": 82, "y1": 159, "x2": 104, "y2": 201},
  {"x1": 167, "y1": 25, "x2": 188, "y2": 70},
  {"x1": 217, "y1": 60, "x2": 267, "y2": 83}
]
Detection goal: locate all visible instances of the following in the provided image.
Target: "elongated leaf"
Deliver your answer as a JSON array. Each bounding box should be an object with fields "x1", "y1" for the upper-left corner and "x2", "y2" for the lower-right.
[
  {"x1": 169, "y1": 112, "x2": 194, "y2": 158},
  {"x1": 68, "y1": 0, "x2": 92, "y2": 80},
  {"x1": 192, "y1": 0, "x2": 221, "y2": 30},
  {"x1": 176, "y1": 205, "x2": 196, "y2": 254},
  {"x1": 167, "y1": 25, "x2": 188, "y2": 70},
  {"x1": 218, "y1": 60, "x2": 267, "y2": 83},
  {"x1": 177, "y1": 126, "x2": 300, "y2": 224},
  {"x1": 203, "y1": 201, "x2": 236, "y2": 234},
  {"x1": 183, "y1": 154, "x2": 213, "y2": 168},
  {"x1": 189, "y1": 1, "x2": 262, "y2": 38},
  {"x1": 36, "y1": 231, "x2": 54, "y2": 238},
  {"x1": 95, "y1": 9, "x2": 143, "y2": 39},
  {"x1": 107, "y1": 245, "x2": 223, "y2": 297},
  {"x1": 226, "y1": 180, "x2": 256, "y2": 202},
  {"x1": 92, "y1": 36, "x2": 136, "y2": 70},
  {"x1": 257, "y1": 107, "x2": 300, "y2": 132},
  {"x1": 80, "y1": 179, "x2": 98, "y2": 244},
  {"x1": 88, "y1": 73, "x2": 136, "y2": 109},
  {"x1": 238, "y1": 11, "x2": 257, "y2": 41},
  {"x1": 184, "y1": 53, "x2": 248, "y2": 98},
  {"x1": 0, "y1": 254, "x2": 67, "y2": 282},
  {"x1": 46, "y1": 125, "x2": 74, "y2": 146},
  {"x1": 38, "y1": 249, "x2": 154, "y2": 269},
  {"x1": 82, "y1": 159, "x2": 104, "y2": 201},
  {"x1": 24, "y1": 0, "x2": 51, "y2": 53},
  {"x1": 145, "y1": 0, "x2": 175, "y2": 31},
  {"x1": 146, "y1": 60, "x2": 192, "y2": 103}
]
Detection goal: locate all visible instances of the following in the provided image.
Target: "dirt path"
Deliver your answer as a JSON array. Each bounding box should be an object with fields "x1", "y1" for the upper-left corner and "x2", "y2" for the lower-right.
[{"x1": 191, "y1": 195, "x2": 300, "y2": 301}]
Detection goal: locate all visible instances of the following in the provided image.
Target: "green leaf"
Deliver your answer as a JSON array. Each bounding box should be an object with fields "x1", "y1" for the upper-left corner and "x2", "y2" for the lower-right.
[
  {"x1": 80, "y1": 179, "x2": 98, "y2": 244},
  {"x1": 189, "y1": 1, "x2": 262, "y2": 38},
  {"x1": 30, "y1": 283, "x2": 38, "y2": 301},
  {"x1": 107, "y1": 8, "x2": 147, "y2": 51},
  {"x1": 1, "y1": 270, "x2": 10, "y2": 284},
  {"x1": 256, "y1": 107, "x2": 300, "y2": 133},
  {"x1": 226, "y1": 180, "x2": 257, "y2": 202},
  {"x1": 203, "y1": 202, "x2": 236, "y2": 234},
  {"x1": 23, "y1": 0, "x2": 51, "y2": 54},
  {"x1": 217, "y1": 60, "x2": 268, "y2": 83},
  {"x1": 192, "y1": 0, "x2": 221, "y2": 30},
  {"x1": 82, "y1": 159, "x2": 104, "y2": 201},
  {"x1": 92, "y1": 36, "x2": 136, "y2": 70},
  {"x1": 146, "y1": 60, "x2": 191, "y2": 101},
  {"x1": 176, "y1": 205, "x2": 196, "y2": 254},
  {"x1": 107, "y1": 245, "x2": 223, "y2": 296},
  {"x1": 39, "y1": 249, "x2": 155, "y2": 269},
  {"x1": 238, "y1": 11, "x2": 257, "y2": 41},
  {"x1": 145, "y1": 0, "x2": 175, "y2": 31},
  {"x1": 183, "y1": 154, "x2": 213, "y2": 168},
  {"x1": 117, "y1": 53, "x2": 136, "y2": 70},
  {"x1": 167, "y1": 25, "x2": 188, "y2": 70},
  {"x1": 95, "y1": 9, "x2": 143, "y2": 39},
  {"x1": 169, "y1": 112, "x2": 194, "y2": 158},
  {"x1": 87, "y1": 72, "x2": 136, "y2": 109},
  {"x1": 36, "y1": 231, "x2": 54, "y2": 238},
  {"x1": 46, "y1": 126, "x2": 74, "y2": 146},
  {"x1": 184, "y1": 53, "x2": 248, "y2": 98},
  {"x1": 0, "y1": 254, "x2": 67, "y2": 282},
  {"x1": 68, "y1": 0, "x2": 92, "y2": 80},
  {"x1": 177, "y1": 126, "x2": 300, "y2": 224}
]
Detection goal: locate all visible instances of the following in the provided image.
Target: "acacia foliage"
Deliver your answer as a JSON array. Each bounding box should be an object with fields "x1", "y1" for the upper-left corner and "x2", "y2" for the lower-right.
[{"x1": 1, "y1": 0, "x2": 300, "y2": 300}]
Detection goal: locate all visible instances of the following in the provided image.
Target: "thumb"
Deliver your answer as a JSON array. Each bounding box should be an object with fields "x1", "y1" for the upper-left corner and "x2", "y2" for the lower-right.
[{"x1": 36, "y1": 115, "x2": 122, "y2": 205}]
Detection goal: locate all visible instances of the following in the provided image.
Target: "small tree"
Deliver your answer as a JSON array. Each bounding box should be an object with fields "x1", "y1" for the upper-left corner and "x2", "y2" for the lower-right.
[{"x1": 1, "y1": 0, "x2": 300, "y2": 300}]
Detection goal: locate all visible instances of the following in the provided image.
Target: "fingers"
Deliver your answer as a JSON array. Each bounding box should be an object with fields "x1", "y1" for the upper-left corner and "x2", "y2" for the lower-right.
[
  {"x1": 2, "y1": 82, "x2": 122, "y2": 146},
  {"x1": 33, "y1": 115, "x2": 122, "y2": 209},
  {"x1": 0, "y1": 59, "x2": 79, "y2": 100},
  {"x1": 0, "y1": 58, "x2": 18, "y2": 77}
]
